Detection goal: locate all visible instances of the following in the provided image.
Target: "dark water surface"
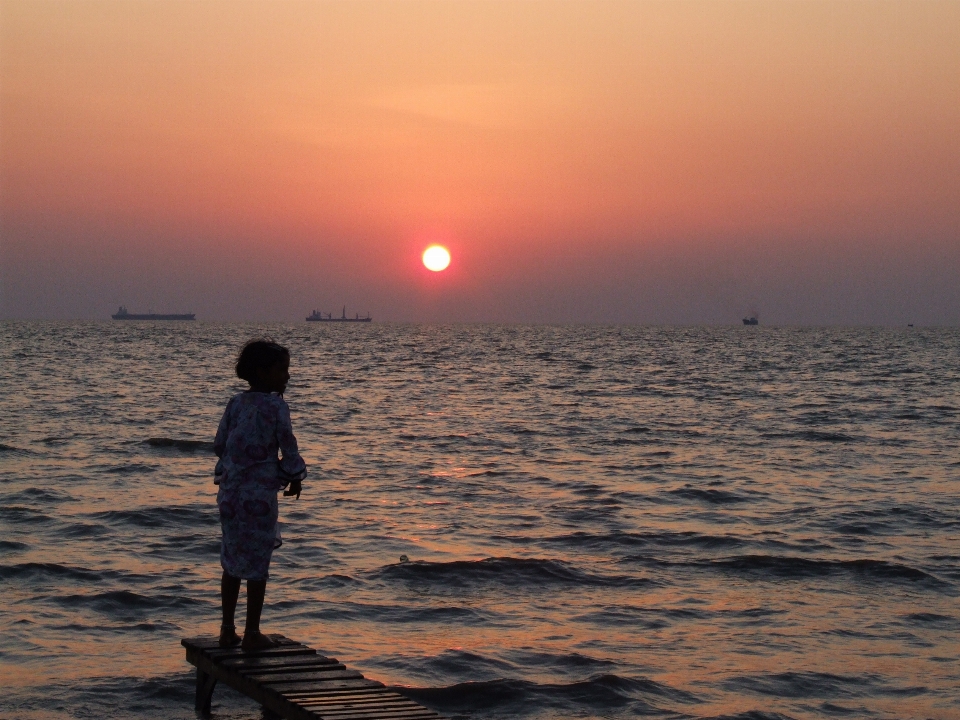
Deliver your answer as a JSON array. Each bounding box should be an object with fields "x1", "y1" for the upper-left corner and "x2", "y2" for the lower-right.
[{"x1": 1, "y1": 322, "x2": 958, "y2": 720}]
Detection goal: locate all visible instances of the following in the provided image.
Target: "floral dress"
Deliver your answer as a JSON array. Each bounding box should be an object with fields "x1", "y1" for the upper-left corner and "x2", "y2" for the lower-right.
[{"x1": 213, "y1": 392, "x2": 307, "y2": 580}]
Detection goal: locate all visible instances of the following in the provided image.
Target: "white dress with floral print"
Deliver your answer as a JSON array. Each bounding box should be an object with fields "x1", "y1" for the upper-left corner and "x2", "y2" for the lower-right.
[{"x1": 214, "y1": 391, "x2": 307, "y2": 580}]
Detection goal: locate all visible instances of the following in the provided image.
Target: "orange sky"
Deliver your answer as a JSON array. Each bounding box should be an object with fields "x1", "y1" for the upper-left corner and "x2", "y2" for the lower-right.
[{"x1": 2, "y1": 0, "x2": 959, "y2": 323}]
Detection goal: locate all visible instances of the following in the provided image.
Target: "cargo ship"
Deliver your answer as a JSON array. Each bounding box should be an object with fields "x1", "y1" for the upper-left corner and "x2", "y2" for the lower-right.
[
  {"x1": 307, "y1": 306, "x2": 371, "y2": 322},
  {"x1": 742, "y1": 317, "x2": 759, "y2": 325},
  {"x1": 112, "y1": 306, "x2": 195, "y2": 321}
]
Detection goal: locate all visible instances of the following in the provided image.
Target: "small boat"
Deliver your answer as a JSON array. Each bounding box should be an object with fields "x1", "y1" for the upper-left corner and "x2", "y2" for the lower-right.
[
  {"x1": 112, "y1": 306, "x2": 195, "y2": 320},
  {"x1": 307, "y1": 306, "x2": 372, "y2": 322},
  {"x1": 742, "y1": 317, "x2": 759, "y2": 325}
]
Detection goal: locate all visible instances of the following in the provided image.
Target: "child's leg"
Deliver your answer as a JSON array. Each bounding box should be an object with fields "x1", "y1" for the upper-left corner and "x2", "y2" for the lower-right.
[
  {"x1": 220, "y1": 572, "x2": 242, "y2": 645},
  {"x1": 241, "y1": 579, "x2": 276, "y2": 649},
  {"x1": 245, "y1": 579, "x2": 267, "y2": 634}
]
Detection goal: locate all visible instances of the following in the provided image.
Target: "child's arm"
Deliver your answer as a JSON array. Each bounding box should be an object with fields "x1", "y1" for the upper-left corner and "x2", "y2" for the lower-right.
[
  {"x1": 213, "y1": 399, "x2": 233, "y2": 484},
  {"x1": 276, "y1": 400, "x2": 307, "y2": 496},
  {"x1": 213, "y1": 399, "x2": 233, "y2": 458}
]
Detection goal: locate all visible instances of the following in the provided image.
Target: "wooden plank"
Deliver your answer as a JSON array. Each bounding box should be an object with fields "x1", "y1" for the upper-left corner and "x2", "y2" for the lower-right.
[
  {"x1": 183, "y1": 635, "x2": 305, "y2": 651},
  {"x1": 296, "y1": 706, "x2": 437, "y2": 718},
  {"x1": 297, "y1": 701, "x2": 428, "y2": 713},
  {"x1": 302, "y1": 711, "x2": 437, "y2": 719},
  {"x1": 299, "y1": 697, "x2": 434, "y2": 708},
  {"x1": 182, "y1": 634, "x2": 443, "y2": 720},
  {"x1": 250, "y1": 669, "x2": 365, "y2": 684},
  {"x1": 222, "y1": 655, "x2": 341, "y2": 670},
  {"x1": 237, "y1": 663, "x2": 347, "y2": 677},
  {"x1": 298, "y1": 702, "x2": 436, "y2": 717},
  {"x1": 185, "y1": 643, "x2": 322, "y2": 720},
  {"x1": 263, "y1": 678, "x2": 382, "y2": 694},
  {"x1": 201, "y1": 641, "x2": 315, "y2": 656},
  {"x1": 228, "y1": 663, "x2": 347, "y2": 675},
  {"x1": 281, "y1": 688, "x2": 393, "y2": 701},
  {"x1": 297, "y1": 694, "x2": 421, "y2": 707},
  {"x1": 203, "y1": 645, "x2": 318, "y2": 660},
  {"x1": 266, "y1": 677, "x2": 382, "y2": 690}
]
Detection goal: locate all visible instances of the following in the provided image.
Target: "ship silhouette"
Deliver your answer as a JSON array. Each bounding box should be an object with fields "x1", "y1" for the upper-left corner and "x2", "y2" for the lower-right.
[
  {"x1": 112, "y1": 306, "x2": 195, "y2": 321},
  {"x1": 306, "y1": 306, "x2": 371, "y2": 322}
]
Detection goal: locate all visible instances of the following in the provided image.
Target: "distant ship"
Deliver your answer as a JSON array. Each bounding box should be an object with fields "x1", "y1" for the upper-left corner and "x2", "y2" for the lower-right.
[
  {"x1": 307, "y1": 306, "x2": 372, "y2": 322},
  {"x1": 112, "y1": 306, "x2": 195, "y2": 321},
  {"x1": 742, "y1": 317, "x2": 759, "y2": 325}
]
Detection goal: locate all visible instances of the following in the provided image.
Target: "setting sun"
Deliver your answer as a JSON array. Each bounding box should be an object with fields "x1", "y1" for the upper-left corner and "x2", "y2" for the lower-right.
[{"x1": 422, "y1": 245, "x2": 451, "y2": 272}]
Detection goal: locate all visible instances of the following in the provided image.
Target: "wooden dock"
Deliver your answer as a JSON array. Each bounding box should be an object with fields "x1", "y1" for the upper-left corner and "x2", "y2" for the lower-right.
[{"x1": 182, "y1": 634, "x2": 443, "y2": 719}]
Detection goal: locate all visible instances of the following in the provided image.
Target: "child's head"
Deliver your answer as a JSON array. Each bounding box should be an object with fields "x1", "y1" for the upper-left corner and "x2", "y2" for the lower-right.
[{"x1": 236, "y1": 339, "x2": 290, "y2": 393}]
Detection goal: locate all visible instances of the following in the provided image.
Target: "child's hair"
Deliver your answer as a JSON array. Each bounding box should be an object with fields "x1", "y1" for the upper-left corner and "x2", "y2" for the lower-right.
[{"x1": 236, "y1": 339, "x2": 290, "y2": 383}]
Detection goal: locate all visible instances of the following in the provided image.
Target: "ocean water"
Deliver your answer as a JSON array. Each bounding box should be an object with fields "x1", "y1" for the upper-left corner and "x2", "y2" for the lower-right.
[{"x1": 1, "y1": 322, "x2": 958, "y2": 720}]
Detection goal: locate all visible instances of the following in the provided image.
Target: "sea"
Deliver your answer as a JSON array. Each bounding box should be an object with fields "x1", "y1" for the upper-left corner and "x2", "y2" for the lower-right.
[{"x1": 1, "y1": 322, "x2": 958, "y2": 720}]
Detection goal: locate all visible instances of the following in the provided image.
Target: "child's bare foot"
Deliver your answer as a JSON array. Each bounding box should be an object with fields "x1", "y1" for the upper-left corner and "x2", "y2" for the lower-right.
[
  {"x1": 240, "y1": 631, "x2": 276, "y2": 650},
  {"x1": 218, "y1": 626, "x2": 242, "y2": 647}
]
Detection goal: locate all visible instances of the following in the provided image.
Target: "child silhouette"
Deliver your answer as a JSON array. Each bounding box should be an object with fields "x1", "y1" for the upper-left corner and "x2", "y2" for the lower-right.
[{"x1": 213, "y1": 339, "x2": 306, "y2": 648}]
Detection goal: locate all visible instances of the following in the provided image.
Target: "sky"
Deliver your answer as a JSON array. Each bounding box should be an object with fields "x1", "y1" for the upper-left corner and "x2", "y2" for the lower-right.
[{"x1": 1, "y1": 0, "x2": 958, "y2": 324}]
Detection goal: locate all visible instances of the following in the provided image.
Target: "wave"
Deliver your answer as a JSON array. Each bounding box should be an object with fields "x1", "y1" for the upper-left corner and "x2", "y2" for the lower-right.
[
  {"x1": 144, "y1": 438, "x2": 214, "y2": 452},
  {"x1": 818, "y1": 506, "x2": 957, "y2": 533},
  {"x1": 292, "y1": 600, "x2": 495, "y2": 626},
  {"x1": 370, "y1": 557, "x2": 653, "y2": 590},
  {"x1": 104, "y1": 463, "x2": 156, "y2": 475},
  {"x1": 768, "y1": 430, "x2": 858, "y2": 443},
  {"x1": 54, "y1": 589, "x2": 202, "y2": 613},
  {"x1": 721, "y1": 671, "x2": 926, "y2": 699},
  {"x1": 69, "y1": 673, "x2": 195, "y2": 704},
  {"x1": 616, "y1": 553, "x2": 948, "y2": 588},
  {"x1": 0, "y1": 506, "x2": 54, "y2": 525},
  {"x1": 36, "y1": 674, "x2": 195, "y2": 711},
  {"x1": 91, "y1": 505, "x2": 214, "y2": 529},
  {"x1": 899, "y1": 612, "x2": 960, "y2": 629},
  {"x1": 705, "y1": 555, "x2": 944, "y2": 585},
  {"x1": 574, "y1": 604, "x2": 786, "y2": 629},
  {"x1": 372, "y1": 648, "x2": 515, "y2": 681},
  {"x1": 0, "y1": 562, "x2": 129, "y2": 583},
  {"x1": 571, "y1": 605, "x2": 708, "y2": 629},
  {"x1": 701, "y1": 713, "x2": 795, "y2": 720},
  {"x1": 378, "y1": 648, "x2": 622, "y2": 684},
  {"x1": 668, "y1": 485, "x2": 754, "y2": 504},
  {"x1": 0, "y1": 442, "x2": 36, "y2": 455},
  {"x1": 60, "y1": 522, "x2": 112, "y2": 539},
  {"x1": 536, "y1": 530, "x2": 745, "y2": 552},
  {"x1": 40, "y1": 435, "x2": 71, "y2": 446},
  {"x1": 292, "y1": 573, "x2": 364, "y2": 590},
  {"x1": 501, "y1": 649, "x2": 620, "y2": 676},
  {"x1": 395, "y1": 674, "x2": 698, "y2": 715},
  {"x1": 4, "y1": 487, "x2": 72, "y2": 504}
]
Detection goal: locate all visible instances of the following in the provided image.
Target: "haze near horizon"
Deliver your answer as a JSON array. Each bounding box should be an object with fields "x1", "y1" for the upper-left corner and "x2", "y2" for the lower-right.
[{"x1": 1, "y1": 0, "x2": 958, "y2": 324}]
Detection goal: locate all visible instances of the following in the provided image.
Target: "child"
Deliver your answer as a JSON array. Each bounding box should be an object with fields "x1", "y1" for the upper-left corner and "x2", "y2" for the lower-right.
[{"x1": 213, "y1": 339, "x2": 307, "y2": 649}]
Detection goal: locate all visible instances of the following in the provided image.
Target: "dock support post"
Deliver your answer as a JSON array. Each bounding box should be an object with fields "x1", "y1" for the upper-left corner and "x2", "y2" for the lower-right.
[{"x1": 195, "y1": 667, "x2": 217, "y2": 715}]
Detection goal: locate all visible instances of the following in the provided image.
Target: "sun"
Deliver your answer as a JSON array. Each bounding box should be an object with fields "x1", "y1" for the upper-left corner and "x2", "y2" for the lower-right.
[{"x1": 422, "y1": 245, "x2": 451, "y2": 272}]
